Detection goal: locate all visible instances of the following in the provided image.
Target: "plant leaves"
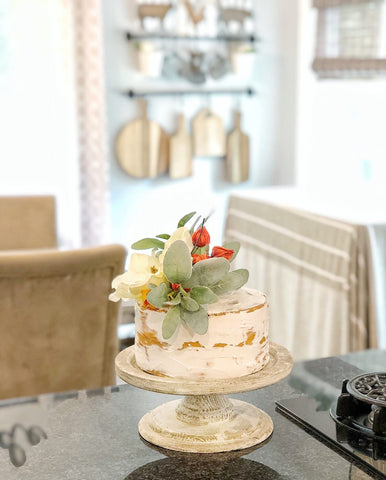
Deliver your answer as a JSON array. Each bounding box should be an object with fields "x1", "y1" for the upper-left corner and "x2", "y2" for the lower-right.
[
  {"x1": 177, "y1": 211, "x2": 196, "y2": 228},
  {"x1": 182, "y1": 257, "x2": 230, "y2": 289},
  {"x1": 181, "y1": 296, "x2": 199, "y2": 312},
  {"x1": 131, "y1": 238, "x2": 165, "y2": 250},
  {"x1": 147, "y1": 283, "x2": 170, "y2": 308},
  {"x1": 190, "y1": 286, "x2": 218, "y2": 305},
  {"x1": 165, "y1": 295, "x2": 181, "y2": 306},
  {"x1": 181, "y1": 306, "x2": 208, "y2": 335},
  {"x1": 162, "y1": 306, "x2": 181, "y2": 339},
  {"x1": 163, "y1": 240, "x2": 192, "y2": 283},
  {"x1": 195, "y1": 245, "x2": 209, "y2": 255},
  {"x1": 212, "y1": 269, "x2": 249, "y2": 296},
  {"x1": 222, "y1": 241, "x2": 240, "y2": 262},
  {"x1": 156, "y1": 233, "x2": 170, "y2": 240}
]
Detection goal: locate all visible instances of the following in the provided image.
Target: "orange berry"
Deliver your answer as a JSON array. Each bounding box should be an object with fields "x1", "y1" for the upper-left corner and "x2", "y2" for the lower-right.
[
  {"x1": 211, "y1": 246, "x2": 234, "y2": 261},
  {"x1": 192, "y1": 226, "x2": 210, "y2": 247}
]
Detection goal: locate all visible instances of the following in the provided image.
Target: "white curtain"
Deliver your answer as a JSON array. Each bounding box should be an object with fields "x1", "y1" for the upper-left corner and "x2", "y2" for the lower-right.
[
  {"x1": 0, "y1": 0, "x2": 109, "y2": 247},
  {"x1": 72, "y1": 0, "x2": 110, "y2": 246}
]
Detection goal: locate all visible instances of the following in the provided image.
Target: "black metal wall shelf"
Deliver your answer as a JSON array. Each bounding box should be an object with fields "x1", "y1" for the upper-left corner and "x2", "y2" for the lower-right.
[
  {"x1": 126, "y1": 87, "x2": 256, "y2": 98},
  {"x1": 126, "y1": 32, "x2": 257, "y2": 43}
]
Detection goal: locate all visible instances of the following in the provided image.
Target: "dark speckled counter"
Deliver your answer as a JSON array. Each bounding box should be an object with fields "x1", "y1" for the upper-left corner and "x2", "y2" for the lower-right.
[{"x1": 0, "y1": 349, "x2": 385, "y2": 479}]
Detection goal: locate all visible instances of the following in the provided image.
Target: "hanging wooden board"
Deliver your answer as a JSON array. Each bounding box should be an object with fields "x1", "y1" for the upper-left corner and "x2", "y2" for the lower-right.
[
  {"x1": 226, "y1": 111, "x2": 250, "y2": 183},
  {"x1": 169, "y1": 114, "x2": 193, "y2": 179},
  {"x1": 192, "y1": 108, "x2": 226, "y2": 157},
  {"x1": 115, "y1": 100, "x2": 169, "y2": 178}
]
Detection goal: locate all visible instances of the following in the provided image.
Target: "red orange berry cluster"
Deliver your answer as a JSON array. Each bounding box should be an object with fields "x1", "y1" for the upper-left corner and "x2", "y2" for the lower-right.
[{"x1": 191, "y1": 226, "x2": 234, "y2": 264}]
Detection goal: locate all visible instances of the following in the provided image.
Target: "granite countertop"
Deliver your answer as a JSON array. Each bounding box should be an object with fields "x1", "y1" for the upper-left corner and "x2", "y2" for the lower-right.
[{"x1": 0, "y1": 349, "x2": 385, "y2": 480}]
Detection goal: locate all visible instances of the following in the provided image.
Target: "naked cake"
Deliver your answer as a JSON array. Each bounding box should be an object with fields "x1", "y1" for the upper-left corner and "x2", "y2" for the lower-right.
[{"x1": 110, "y1": 212, "x2": 269, "y2": 380}]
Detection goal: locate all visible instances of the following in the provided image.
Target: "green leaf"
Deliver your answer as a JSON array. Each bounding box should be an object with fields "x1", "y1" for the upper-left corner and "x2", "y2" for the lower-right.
[
  {"x1": 181, "y1": 296, "x2": 199, "y2": 312},
  {"x1": 165, "y1": 295, "x2": 181, "y2": 306},
  {"x1": 182, "y1": 257, "x2": 230, "y2": 289},
  {"x1": 195, "y1": 245, "x2": 209, "y2": 255},
  {"x1": 181, "y1": 306, "x2": 208, "y2": 335},
  {"x1": 156, "y1": 233, "x2": 170, "y2": 240},
  {"x1": 162, "y1": 306, "x2": 181, "y2": 339},
  {"x1": 190, "y1": 286, "x2": 218, "y2": 305},
  {"x1": 177, "y1": 211, "x2": 196, "y2": 228},
  {"x1": 212, "y1": 269, "x2": 249, "y2": 296},
  {"x1": 222, "y1": 241, "x2": 240, "y2": 262},
  {"x1": 147, "y1": 283, "x2": 170, "y2": 308},
  {"x1": 131, "y1": 238, "x2": 165, "y2": 250},
  {"x1": 163, "y1": 240, "x2": 192, "y2": 284}
]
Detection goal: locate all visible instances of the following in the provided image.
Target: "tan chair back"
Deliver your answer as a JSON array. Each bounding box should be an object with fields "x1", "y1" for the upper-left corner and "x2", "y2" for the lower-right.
[
  {"x1": 0, "y1": 195, "x2": 57, "y2": 250},
  {"x1": 0, "y1": 244, "x2": 127, "y2": 399}
]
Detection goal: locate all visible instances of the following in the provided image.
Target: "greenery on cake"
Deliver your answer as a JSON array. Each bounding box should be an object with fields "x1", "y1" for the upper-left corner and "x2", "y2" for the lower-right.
[{"x1": 109, "y1": 212, "x2": 249, "y2": 339}]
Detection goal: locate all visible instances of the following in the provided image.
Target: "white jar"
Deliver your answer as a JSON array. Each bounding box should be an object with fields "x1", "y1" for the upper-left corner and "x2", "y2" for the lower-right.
[
  {"x1": 137, "y1": 42, "x2": 164, "y2": 77},
  {"x1": 231, "y1": 50, "x2": 256, "y2": 78}
]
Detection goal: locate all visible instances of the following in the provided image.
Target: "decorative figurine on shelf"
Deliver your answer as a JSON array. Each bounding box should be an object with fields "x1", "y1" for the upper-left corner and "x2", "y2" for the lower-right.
[
  {"x1": 184, "y1": 1, "x2": 205, "y2": 28},
  {"x1": 137, "y1": 1, "x2": 173, "y2": 31},
  {"x1": 219, "y1": 7, "x2": 252, "y2": 33},
  {"x1": 217, "y1": 0, "x2": 253, "y2": 34}
]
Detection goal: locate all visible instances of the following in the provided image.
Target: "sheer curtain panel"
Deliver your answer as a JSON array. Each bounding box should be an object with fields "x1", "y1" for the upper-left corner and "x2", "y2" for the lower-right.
[{"x1": 0, "y1": 0, "x2": 109, "y2": 247}]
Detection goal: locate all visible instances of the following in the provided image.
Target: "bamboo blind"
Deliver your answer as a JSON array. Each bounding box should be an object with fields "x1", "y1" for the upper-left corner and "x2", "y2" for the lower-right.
[{"x1": 313, "y1": 0, "x2": 386, "y2": 78}]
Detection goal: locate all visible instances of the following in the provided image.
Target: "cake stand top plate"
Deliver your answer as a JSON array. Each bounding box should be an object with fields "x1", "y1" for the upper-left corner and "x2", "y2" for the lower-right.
[{"x1": 115, "y1": 342, "x2": 293, "y2": 396}]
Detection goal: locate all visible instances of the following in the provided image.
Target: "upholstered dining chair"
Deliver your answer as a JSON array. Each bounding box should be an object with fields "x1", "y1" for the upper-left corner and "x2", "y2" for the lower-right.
[
  {"x1": 0, "y1": 244, "x2": 127, "y2": 400},
  {"x1": 0, "y1": 195, "x2": 57, "y2": 250}
]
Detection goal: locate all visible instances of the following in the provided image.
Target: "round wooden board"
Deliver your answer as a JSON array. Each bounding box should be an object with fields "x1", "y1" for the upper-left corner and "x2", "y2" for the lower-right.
[
  {"x1": 138, "y1": 398, "x2": 273, "y2": 453},
  {"x1": 115, "y1": 342, "x2": 293, "y2": 396}
]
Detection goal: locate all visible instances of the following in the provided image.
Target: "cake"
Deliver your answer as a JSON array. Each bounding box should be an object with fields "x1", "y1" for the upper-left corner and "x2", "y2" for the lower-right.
[
  {"x1": 135, "y1": 288, "x2": 269, "y2": 379},
  {"x1": 110, "y1": 211, "x2": 270, "y2": 380}
]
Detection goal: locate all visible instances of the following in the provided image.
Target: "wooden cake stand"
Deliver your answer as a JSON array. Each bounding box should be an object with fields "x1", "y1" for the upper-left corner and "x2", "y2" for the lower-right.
[{"x1": 115, "y1": 343, "x2": 293, "y2": 453}]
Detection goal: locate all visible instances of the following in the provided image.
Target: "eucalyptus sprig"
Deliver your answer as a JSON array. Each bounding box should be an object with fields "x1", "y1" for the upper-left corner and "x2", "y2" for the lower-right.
[
  {"x1": 131, "y1": 211, "x2": 198, "y2": 252},
  {"x1": 147, "y1": 240, "x2": 248, "y2": 339}
]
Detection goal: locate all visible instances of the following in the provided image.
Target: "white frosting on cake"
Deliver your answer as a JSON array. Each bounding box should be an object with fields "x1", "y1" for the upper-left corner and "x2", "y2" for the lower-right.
[{"x1": 134, "y1": 288, "x2": 269, "y2": 379}]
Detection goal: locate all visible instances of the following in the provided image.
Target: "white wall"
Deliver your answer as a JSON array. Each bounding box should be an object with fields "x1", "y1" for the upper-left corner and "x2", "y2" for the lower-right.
[
  {"x1": 102, "y1": 0, "x2": 300, "y2": 249},
  {"x1": 295, "y1": 0, "x2": 386, "y2": 194}
]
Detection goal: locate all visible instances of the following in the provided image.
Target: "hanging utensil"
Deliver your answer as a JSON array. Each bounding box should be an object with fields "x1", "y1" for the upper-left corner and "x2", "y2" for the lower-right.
[
  {"x1": 226, "y1": 110, "x2": 250, "y2": 183},
  {"x1": 115, "y1": 99, "x2": 169, "y2": 179},
  {"x1": 193, "y1": 104, "x2": 226, "y2": 157},
  {"x1": 170, "y1": 112, "x2": 193, "y2": 179}
]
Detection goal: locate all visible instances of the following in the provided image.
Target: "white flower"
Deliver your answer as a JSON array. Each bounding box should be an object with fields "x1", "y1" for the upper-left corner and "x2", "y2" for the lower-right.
[
  {"x1": 109, "y1": 252, "x2": 165, "y2": 302},
  {"x1": 159, "y1": 227, "x2": 193, "y2": 265}
]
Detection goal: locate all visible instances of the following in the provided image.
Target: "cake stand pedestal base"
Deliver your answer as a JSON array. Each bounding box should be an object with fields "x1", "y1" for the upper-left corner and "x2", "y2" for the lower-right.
[
  {"x1": 139, "y1": 394, "x2": 273, "y2": 453},
  {"x1": 115, "y1": 343, "x2": 293, "y2": 454}
]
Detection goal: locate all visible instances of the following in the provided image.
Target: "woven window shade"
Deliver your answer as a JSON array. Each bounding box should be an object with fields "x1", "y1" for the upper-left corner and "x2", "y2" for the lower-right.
[{"x1": 313, "y1": 0, "x2": 386, "y2": 78}]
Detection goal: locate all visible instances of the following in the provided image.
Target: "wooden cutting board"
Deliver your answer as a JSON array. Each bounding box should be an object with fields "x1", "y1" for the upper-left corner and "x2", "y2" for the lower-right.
[
  {"x1": 169, "y1": 114, "x2": 193, "y2": 179},
  {"x1": 115, "y1": 100, "x2": 169, "y2": 178},
  {"x1": 192, "y1": 108, "x2": 226, "y2": 157},
  {"x1": 226, "y1": 111, "x2": 250, "y2": 183}
]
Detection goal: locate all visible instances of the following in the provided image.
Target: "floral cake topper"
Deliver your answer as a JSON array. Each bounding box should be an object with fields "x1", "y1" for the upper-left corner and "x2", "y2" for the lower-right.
[{"x1": 110, "y1": 212, "x2": 249, "y2": 339}]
